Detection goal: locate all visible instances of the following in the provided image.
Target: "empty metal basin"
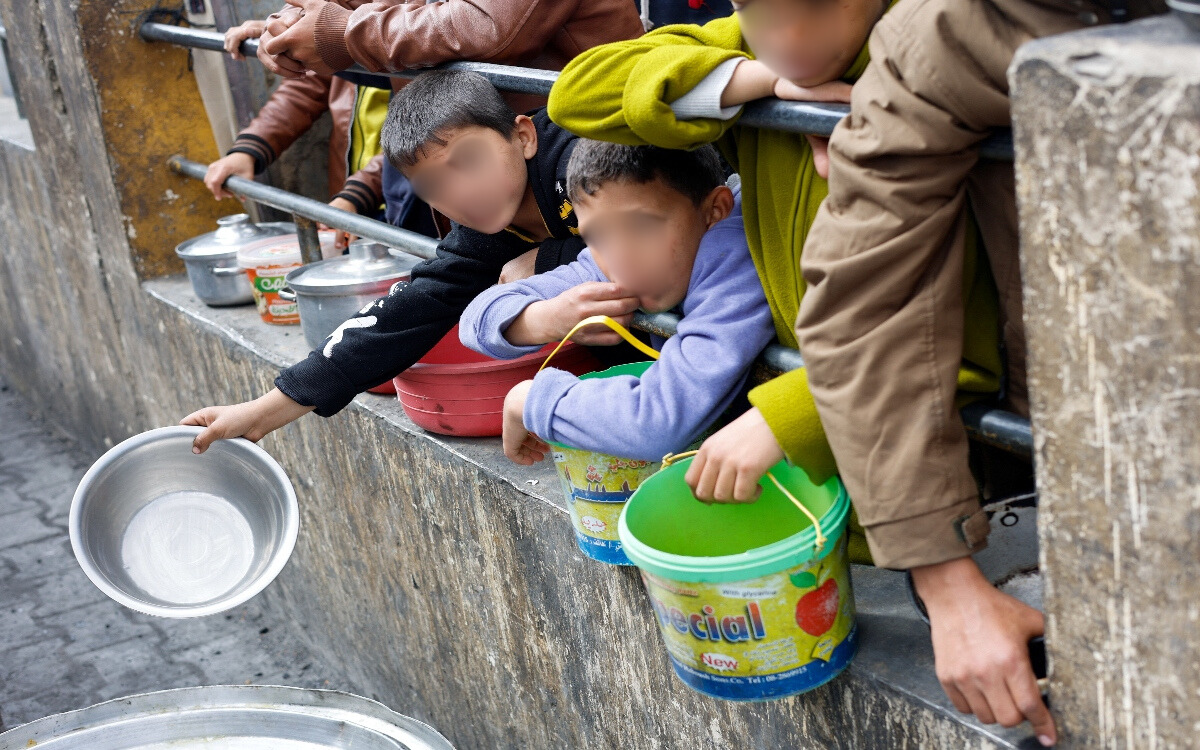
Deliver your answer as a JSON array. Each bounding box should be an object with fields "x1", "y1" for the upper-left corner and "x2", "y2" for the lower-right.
[
  {"x1": 69, "y1": 426, "x2": 299, "y2": 618},
  {"x1": 0, "y1": 685, "x2": 454, "y2": 749}
]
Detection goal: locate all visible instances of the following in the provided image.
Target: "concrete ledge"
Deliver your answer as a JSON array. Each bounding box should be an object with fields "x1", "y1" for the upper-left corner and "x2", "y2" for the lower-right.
[{"x1": 138, "y1": 276, "x2": 1041, "y2": 749}]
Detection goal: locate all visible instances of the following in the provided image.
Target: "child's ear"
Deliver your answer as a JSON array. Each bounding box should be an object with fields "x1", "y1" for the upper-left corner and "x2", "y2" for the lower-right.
[
  {"x1": 513, "y1": 115, "x2": 539, "y2": 160},
  {"x1": 702, "y1": 185, "x2": 735, "y2": 228}
]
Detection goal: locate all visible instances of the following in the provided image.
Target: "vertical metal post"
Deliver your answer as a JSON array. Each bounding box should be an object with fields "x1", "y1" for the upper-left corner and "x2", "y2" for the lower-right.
[{"x1": 293, "y1": 214, "x2": 323, "y2": 264}]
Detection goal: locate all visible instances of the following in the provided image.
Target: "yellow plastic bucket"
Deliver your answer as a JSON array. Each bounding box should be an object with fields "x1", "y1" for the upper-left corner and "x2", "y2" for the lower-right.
[
  {"x1": 536, "y1": 316, "x2": 668, "y2": 566},
  {"x1": 548, "y1": 362, "x2": 658, "y2": 565},
  {"x1": 618, "y1": 456, "x2": 857, "y2": 701}
]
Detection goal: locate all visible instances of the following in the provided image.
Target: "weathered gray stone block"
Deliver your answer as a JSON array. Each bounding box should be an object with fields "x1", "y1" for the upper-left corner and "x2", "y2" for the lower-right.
[{"x1": 1011, "y1": 14, "x2": 1200, "y2": 748}]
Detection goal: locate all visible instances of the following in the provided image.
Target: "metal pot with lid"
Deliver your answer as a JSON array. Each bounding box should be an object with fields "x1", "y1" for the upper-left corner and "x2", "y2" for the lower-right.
[
  {"x1": 175, "y1": 214, "x2": 294, "y2": 307},
  {"x1": 282, "y1": 239, "x2": 424, "y2": 350}
]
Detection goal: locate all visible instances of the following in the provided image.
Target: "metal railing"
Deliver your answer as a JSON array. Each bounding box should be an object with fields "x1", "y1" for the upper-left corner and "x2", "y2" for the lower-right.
[
  {"x1": 169, "y1": 156, "x2": 440, "y2": 261},
  {"x1": 140, "y1": 22, "x2": 1014, "y2": 159},
  {"x1": 151, "y1": 24, "x2": 1032, "y2": 457}
]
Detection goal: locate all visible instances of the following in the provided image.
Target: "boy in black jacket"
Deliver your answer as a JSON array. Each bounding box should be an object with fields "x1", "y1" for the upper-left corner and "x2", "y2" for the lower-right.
[{"x1": 183, "y1": 71, "x2": 640, "y2": 451}]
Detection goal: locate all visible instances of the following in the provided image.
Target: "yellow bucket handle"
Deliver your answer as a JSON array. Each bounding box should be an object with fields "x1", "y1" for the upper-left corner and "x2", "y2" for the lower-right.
[
  {"x1": 539, "y1": 317, "x2": 827, "y2": 553},
  {"x1": 538, "y1": 315, "x2": 660, "y2": 373},
  {"x1": 662, "y1": 449, "x2": 827, "y2": 554}
]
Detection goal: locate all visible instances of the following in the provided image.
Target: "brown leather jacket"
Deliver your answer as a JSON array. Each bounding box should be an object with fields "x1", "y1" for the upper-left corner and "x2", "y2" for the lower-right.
[
  {"x1": 311, "y1": 0, "x2": 645, "y2": 111},
  {"x1": 796, "y1": 0, "x2": 1165, "y2": 569},
  {"x1": 229, "y1": 74, "x2": 385, "y2": 214}
]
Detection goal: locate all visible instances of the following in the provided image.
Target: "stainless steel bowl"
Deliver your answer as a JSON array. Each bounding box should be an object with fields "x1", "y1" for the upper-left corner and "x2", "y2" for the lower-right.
[
  {"x1": 69, "y1": 426, "x2": 299, "y2": 618},
  {"x1": 0, "y1": 685, "x2": 455, "y2": 749}
]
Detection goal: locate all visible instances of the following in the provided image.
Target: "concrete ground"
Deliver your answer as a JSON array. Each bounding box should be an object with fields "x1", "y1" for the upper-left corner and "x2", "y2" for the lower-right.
[{"x1": 0, "y1": 378, "x2": 350, "y2": 733}]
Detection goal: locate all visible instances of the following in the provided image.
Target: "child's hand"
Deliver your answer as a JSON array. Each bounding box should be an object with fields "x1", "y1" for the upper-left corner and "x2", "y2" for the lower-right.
[
  {"x1": 322, "y1": 196, "x2": 359, "y2": 256},
  {"x1": 502, "y1": 381, "x2": 549, "y2": 465},
  {"x1": 505, "y1": 282, "x2": 640, "y2": 347},
  {"x1": 912, "y1": 558, "x2": 1056, "y2": 746},
  {"x1": 181, "y1": 388, "x2": 314, "y2": 455},
  {"x1": 224, "y1": 19, "x2": 266, "y2": 60},
  {"x1": 685, "y1": 407, "x2": 784, "y2": 503},
  {"x1": 769, "y1": 80, "x2": 852, "y2": 180},
  {"x1": 772, "y1": 78, "x2": 853, "y2": 104},
  {"x1": 204, "y1": 153, "x2": 256, "y2": 200}
]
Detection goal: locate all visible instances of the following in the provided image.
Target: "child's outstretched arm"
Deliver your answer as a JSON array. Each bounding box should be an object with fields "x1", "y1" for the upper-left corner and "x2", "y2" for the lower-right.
[
  {"x1": 182, "y1": 388, "x2": 314, "y2": 455},
  {"x1": 460, "y1": 249, "x2": 639, "y2": 358}
]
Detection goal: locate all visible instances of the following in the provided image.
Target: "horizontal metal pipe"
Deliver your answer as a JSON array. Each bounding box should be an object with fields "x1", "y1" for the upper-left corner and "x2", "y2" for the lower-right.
[
  {"x1": 141, "y1": 23, "x2": 1013, "y2": 156},
  {"x1": 636, "y1": 309, "x2": 1031, "y2": 455},
  {"x1": 959, "y1": 402, "x2": 1035, "y2": 460},
  {"x1": 168, "y1": 156, "x2": 440, "y2": 260}
]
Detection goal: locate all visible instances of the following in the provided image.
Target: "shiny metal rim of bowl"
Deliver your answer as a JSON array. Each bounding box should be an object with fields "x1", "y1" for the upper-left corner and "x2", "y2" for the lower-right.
[
  {"x1": 0, "y1": 684, "x2": 455, "y2": 749},
  {"x1": 68, "y1": 426, "x2": 299, "y2": 619}
]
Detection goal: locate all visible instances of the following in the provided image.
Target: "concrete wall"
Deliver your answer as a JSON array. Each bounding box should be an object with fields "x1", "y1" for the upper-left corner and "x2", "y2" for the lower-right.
[{"x1": 1012, "y1": 14, "x2": 1200, "y2": 749}]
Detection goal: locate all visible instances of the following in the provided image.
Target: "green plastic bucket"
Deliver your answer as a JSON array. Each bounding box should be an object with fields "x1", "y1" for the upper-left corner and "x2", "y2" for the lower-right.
[
  {"x1": 618, "y1": 457, "x2": 857, "y2": 701},
  {"x1": 549, "y1": 361, "x2": 658, "y2": 566}
]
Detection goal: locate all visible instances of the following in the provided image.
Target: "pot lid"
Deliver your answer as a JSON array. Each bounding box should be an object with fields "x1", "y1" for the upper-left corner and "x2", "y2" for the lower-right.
[
  {"x1": 237, "y1": 231, "x2": 338, "y2": 269},
  {"x1": 175, "y1": 214, "x2": 292, "y2": 259},
  {"x1": 285, "y1": 240, "x2": 423, "y2": 295}
]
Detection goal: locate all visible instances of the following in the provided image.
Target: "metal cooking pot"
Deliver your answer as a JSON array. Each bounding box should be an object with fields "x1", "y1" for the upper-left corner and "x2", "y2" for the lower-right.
[
  {"x1": 175, "y1": 214, "x2": 294, "y2": 307},
  {"x1": 282, "y1": 239, "x2": 423, "y2": 350}
]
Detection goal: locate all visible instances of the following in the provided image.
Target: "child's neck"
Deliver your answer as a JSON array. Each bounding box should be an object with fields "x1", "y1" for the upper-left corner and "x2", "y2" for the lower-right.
[{"x1": 510, "y1": 184, "x2": 550, "y2": 242}]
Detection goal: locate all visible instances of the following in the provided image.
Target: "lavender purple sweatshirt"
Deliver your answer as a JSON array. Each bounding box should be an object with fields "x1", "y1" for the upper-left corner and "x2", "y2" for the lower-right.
[{"x1": 459, "y1": 197, "x2": 774, "y2": 460}]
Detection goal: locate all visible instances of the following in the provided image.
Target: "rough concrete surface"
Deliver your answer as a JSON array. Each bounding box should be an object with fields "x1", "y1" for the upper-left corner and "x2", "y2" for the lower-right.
[
  {"x1": 1012, "y1": 13, "x2": 1200, "y2": 749},
  {"x1": 0, "y1": 378, "x2": 349, "y2": 733}
]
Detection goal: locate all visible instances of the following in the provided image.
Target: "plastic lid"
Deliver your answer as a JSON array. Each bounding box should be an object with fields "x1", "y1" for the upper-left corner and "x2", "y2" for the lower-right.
[
  {"x1": 237, "y1": 231, "x2": 338, "y2": 269},
  {"x1": 175, "y1": 214, "x2": 292, "y2": 260},
  {"x1": 284, "y1": 240, "x2": 423, "y2": 295}
]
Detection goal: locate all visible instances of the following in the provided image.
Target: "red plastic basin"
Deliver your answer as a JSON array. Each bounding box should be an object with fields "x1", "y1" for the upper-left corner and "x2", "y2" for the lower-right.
[{"x1": 393, "y1": 324, "x2": 601, "y2": 437}]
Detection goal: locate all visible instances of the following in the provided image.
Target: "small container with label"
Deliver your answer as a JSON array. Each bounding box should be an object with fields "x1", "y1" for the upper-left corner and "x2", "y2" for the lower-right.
[{"x1": 237, "y1": 232, "x2": 335, "y2": 325}]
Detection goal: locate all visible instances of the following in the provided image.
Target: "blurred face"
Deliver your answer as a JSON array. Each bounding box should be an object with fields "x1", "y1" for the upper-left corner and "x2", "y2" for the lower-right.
[
  {"x1": 732, "y1": 0, "x2": 886, "y2": 87},
  {"x1": 575, "y1": 179, "x2": 734, "y2": 314},
  {"x1": 402, "y1": 117, "x2": 537, "y2": 235}
]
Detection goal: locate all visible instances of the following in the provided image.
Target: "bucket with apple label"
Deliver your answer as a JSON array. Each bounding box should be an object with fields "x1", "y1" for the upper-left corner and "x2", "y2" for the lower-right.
[{"x1": 618, "y1": 454, "x2": 857, "y2": 701}]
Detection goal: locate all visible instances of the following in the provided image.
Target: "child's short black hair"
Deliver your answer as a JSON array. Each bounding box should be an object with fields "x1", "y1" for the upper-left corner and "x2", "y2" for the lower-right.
[
  {"x1": 382, "y1": 70, "x2": 518, "y2": 169},
  {"x1": 566, "y1": 141, "x2": 725, "y2": 207}
]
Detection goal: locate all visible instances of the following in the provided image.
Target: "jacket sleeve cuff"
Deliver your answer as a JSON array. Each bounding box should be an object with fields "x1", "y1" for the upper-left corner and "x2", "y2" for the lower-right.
[
  {"x1": 523, "y1": 367, "x2": 579, "y2": 444},
  {"x1": 669, "y1": 57, "x2": 745, "y2": 121},
  {"x1": 275, "y1": 351, "x2": 360, "y2": 418},
  {"x1": 747, "y1": 368, "x2": 837, "y2": 486},
  {"x1": 314, "y1": 3, "x2": 355, "y2": 72},
  {"x1": 863, "y1": 496, "x2": 990, "y2": 570},
  {"x1": 227, "y1": 134, "x2": 277, "y2": 174},
  {"x1": 333, "y1": 179, "x2": 378, "y2": 215},
  {"x1": 461, "y1": 294, "x2": 545, "y2": 360}
]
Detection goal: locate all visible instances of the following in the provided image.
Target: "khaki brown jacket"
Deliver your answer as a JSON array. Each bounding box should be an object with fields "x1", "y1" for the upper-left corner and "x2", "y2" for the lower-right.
[
  {"x1": 230, "y1": 74, "x2": 385, "y2": 214},
  {"x1": 311, "y1": 0, "x2": 646, "y2": 112},
  {"x1": 795, "y1": 0, "x2": 1165, "y2": 569}
]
